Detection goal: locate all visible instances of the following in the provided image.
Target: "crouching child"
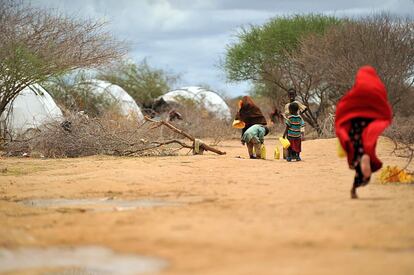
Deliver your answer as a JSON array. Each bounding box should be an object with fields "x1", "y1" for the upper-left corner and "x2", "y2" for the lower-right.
[{"x1": 242, "y1": 124, "x2": 269, "y2": 159}]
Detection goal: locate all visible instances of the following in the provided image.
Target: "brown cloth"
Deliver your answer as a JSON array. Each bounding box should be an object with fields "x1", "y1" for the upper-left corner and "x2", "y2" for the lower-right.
[{"x1": 235, "y1": 96, "x2": 267, "y2": 134}]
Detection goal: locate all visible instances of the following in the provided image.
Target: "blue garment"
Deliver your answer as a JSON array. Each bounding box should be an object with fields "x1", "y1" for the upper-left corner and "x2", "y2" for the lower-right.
[
  {"x1": 286, "y1": 115, "x2": 304, "y2": 139},
  {"x1": 242, "y1": 124, "x2": 266, "y2": 144}
]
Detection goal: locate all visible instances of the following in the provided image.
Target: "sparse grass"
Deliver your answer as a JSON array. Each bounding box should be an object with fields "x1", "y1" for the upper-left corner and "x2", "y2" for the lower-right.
[
  {"x1": 0, "y1": 157, "x2": 74, "y2": 176},
  {"x1": 0, "y1": 163, "x2": 49, "y2": 176}
]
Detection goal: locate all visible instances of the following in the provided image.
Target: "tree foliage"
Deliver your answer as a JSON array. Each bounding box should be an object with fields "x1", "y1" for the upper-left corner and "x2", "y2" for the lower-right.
[
  {"x1": 98, "y1": 59, "x2": 179, "y2": 107},
  {"x1": 297, "y1": 14, "x2": 414, "y2": 108},
  {"x1": 224, "y1": 14, "x2": 341, "y2": 85},
  {"x1": 0, "y1": 1, "x2": 125, "y2": 119}
]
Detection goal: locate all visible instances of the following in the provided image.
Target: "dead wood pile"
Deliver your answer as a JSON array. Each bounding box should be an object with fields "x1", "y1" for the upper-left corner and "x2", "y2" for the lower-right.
[{"x1": 2, "y1": 113, "x2": 225, "y2": 158}]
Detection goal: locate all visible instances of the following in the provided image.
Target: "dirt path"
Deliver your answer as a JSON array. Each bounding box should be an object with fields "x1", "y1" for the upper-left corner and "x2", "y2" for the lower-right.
[{"x1": 1, "y1": 137, "x2": 413, "y2": 275}]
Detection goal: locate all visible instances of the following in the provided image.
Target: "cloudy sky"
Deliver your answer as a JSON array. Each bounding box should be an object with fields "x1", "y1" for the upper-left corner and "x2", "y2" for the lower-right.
[{"x1": 29, "y1": 0, "x2": 414, "y2": 97}]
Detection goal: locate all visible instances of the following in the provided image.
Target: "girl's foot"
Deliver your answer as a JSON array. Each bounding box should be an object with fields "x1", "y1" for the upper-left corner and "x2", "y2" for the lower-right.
[
  {"x1": 351, "y1": 187, "x2": 358, "y2": 199},
  {"x1": 286, "y1": 157, "x2": 292, "y2": 162},
  {"x1": 360, "y1": 154, "x2": 371, "y2": 182}
]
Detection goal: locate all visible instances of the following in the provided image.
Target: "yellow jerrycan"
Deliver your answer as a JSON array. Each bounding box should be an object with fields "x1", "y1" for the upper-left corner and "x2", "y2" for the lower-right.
[
  {"x1": 274, "y1": 146, "x2": 280, "y2": 159},
  {"x1": 260, "y1": 144, "x2": 266, "y2": 160},
  {"x1": 337, "y1": 138, "x2": 346, "y2": 158},
  {"x1": 279, "y1": 137, "x2": 291, "y2": 149}
]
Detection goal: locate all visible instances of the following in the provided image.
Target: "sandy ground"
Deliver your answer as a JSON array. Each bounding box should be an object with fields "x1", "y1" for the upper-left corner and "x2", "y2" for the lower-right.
[{"x1": 0, "y1": 137, "x2": 414, "y2": 275}]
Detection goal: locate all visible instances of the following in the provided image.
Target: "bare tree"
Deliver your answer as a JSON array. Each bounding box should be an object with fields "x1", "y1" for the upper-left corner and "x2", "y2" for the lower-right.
[
  {"x1": 297, "y1": 14, "x2": 414, "y2": 108},
  {"x1": 260, "y1": 54, "x2": 331, "y2": 135},
  {"x1": 0, "y1": 1, "x2": 126, "y2": 120}
]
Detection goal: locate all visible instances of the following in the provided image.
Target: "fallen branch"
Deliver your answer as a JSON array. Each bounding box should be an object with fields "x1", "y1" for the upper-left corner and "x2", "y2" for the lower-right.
[
  {"x1": 144, "y1": 116, "x2": 226, "y2": 155},
  {"x1": 123, "y1": 140, "x2": 193, "y2": 156}
]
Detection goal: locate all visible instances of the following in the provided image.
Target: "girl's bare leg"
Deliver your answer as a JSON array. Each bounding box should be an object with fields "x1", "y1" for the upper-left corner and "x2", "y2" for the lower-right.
[
  {"x1": 360, "y1": 154, "x2": 372, "y2": 181},
  {"x1": 247, "y1": 143, "x2": 255, "y2": 158},
  {"x1": 351, "y1": 186, "x2": 358, "y2": 199},
  {"x1": 253, "y1": 142, "x2": 261, "y2": 159},
  {"x1": 349, "y1": 118, "x2": 372, "y2": 199}
]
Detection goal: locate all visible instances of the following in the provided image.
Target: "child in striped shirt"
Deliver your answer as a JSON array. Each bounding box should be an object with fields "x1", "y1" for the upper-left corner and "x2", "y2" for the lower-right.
[{"x1": 283, "y1": 102, "x2": 305, "y2": 161}]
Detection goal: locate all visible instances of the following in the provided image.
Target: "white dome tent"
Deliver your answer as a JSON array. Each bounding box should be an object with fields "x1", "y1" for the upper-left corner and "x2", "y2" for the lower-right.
[
  {"x1": 160, "y1": 86, "x2": 231, "y2": 121},
  {"x1": 1, "y1": 84, "x2": 63, "y2": 138},
  {"x1": 85, "y1": 80, "x2": 144, "y2": 121}
]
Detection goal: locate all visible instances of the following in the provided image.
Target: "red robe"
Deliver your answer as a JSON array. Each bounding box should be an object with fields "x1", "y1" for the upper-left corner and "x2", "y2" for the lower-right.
[{"x1": 335, "y1": 66, "x2": 393, "y2": 172}]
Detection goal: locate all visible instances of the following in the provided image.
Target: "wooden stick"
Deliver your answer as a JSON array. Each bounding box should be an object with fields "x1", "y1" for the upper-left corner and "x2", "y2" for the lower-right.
[
  {"x1": 123, "y1": 140, "x2": 193, "y2": 156},
  {"x1": 199, "y1": 142, "x2": 226, "y2": 155},
  {"x1": 144, "y1": 116, "x2": 226, "y2": 155},
  {"x1": 145, "y1": 116, "x2": 194, "y2": 140}
]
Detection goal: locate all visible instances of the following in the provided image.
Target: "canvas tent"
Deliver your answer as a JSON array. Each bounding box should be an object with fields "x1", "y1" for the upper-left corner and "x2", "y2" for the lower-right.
[
  {"x1": 0, "y1": 84, "x2": 63, "y2": 137},
  {"x1": 84, "y1": 80, "x2": 144, "y2": 121},
  {"x1": 160, "y1": 86, "x2": 231, "y2": 121}
]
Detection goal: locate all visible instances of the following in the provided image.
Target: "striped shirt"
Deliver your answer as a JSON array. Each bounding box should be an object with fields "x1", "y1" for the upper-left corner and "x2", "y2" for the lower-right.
[
  {"x1": 284, "y1": 101, "x2": 306, "y2": 133},
  {"x1": 286, "y1": 115, "x2": 305, "y2": 139}
]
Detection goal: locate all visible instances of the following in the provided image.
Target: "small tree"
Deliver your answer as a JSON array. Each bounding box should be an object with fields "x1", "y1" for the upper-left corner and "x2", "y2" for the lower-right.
[
  {"x1": 223, "y1": 14, "x2": 341, "y2": 86},
  {"x1": 223, "y1": 14, "x2": 342, "y2": 134},
  {"x1": 98, "y1": 59, "x2": 179, "y2": 108},
  {"x1": 0, "y1": 1, "x2": 125, "y2": 120}
]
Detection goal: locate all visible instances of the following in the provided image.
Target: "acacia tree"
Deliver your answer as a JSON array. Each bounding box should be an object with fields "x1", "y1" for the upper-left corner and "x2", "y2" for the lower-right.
[
  {"x1": 0, "y1": 1, "x2": 126, "y2": 119},
  {"x1": 223, "y1": 14, "x2": 342, "y2": 133},
  {"x1": 98, "y1": 59, "x2": 179, "y2": 108}
]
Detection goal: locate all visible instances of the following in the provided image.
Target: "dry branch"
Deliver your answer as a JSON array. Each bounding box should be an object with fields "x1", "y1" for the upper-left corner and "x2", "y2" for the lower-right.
[
  {"x1": 3, "y1": 113, "x2": 227, "y2": 158},
  {"x1": 144, "y1": 116, "x2": 226, "y2": 155}
]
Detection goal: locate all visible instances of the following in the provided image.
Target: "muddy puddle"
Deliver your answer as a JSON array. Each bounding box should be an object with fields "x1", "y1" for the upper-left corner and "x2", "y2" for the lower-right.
[
  {"x1": 20, "y1": 198, "x2": 181, "y2": 212},
  {"x1": 0, "y1": 246, "x2": 167, "y2": 274}
]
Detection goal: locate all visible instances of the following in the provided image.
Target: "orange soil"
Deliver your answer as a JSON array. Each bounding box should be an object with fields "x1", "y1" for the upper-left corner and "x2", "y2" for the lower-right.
[{"x1": 0, "y1": 137, "x2": 413, "y2": 275}]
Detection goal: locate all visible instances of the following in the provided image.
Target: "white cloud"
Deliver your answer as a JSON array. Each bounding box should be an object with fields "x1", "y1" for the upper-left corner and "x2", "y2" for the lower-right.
[{"x1": 28, "y1": 0, "x2": 414, "y2": 97}]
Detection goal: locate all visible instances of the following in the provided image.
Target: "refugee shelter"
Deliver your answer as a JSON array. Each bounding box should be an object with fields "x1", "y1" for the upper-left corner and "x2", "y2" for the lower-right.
[
  {"x1": 85, "y1": 80, "x2": 144, "y2": 121},
  {"x1": 160, "y1": 86, "x2": 231, "y2": 121},
  {"x1": 0, "y1": 84, "x2": 63, "y2": 137}
]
